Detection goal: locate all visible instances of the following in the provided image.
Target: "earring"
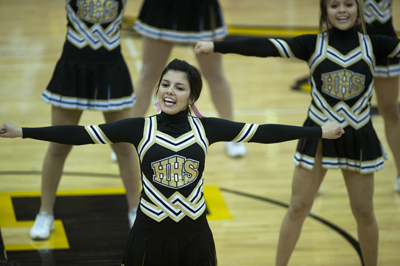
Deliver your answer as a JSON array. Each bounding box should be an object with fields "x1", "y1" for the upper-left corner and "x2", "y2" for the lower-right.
[
  {"x1": 355, "y1": 17, "x2": 361, "y2": 26},
  {"x1": 327, "y1": 19, "x2": 333, "y2": 29}
]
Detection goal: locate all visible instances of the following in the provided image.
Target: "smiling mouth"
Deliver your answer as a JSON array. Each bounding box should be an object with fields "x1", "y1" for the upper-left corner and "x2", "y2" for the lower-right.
[{"x1": 337, "y1": 16, "x2": 349, "y2": 22}]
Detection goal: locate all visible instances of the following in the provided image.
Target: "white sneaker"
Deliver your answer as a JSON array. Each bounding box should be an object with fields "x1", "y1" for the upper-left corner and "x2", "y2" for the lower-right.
[
  {"x1": 128, "y1": 208, "x2": 137, "y2": 228},
  {"x1": 225, "y1": 142, "x2": 247, "y2": 158},
  {"x1": 30, "y1": 212, "x2": 55, "y2": 240},
  {"x1": 317, "y1": 185, "x2": 323, "y2": 195},
  {"x1": 394, "y1": 175, "x2": 400, "y2": 193},
  {"x1": 110, "y1": 151, "x2": 117, "y2": 162}
]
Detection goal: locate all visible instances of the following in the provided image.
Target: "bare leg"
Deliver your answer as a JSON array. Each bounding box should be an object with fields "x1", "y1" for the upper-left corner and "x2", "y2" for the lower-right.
[
  {"x1": 103, "y1": 108, "x2": 141, "y2": 211},
  {"x1": 39, "y1": 106, "x2": 83, "y2": 214},
  {"x1": 131, "y1": 37, "x2": 174, "y2": 117},
  {"x1": 276, "y1": 152, "x2": 327, "y2": 266},
  {"x1": 194, "y1": 48, "x2": 233, "y2": 120},
  {"x1": 374, "y1": 76, "x2": 400, "y2": 176},
  {"x1": 343, "y1": 170, "x2": 378, "y2": 266}
]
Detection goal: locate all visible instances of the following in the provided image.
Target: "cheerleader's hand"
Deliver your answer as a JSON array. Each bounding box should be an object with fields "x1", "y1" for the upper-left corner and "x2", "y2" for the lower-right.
[
  {"x1": 0, "y1": 121, "x2": 23, "y2": 138},
  {"x1": 194, "y1": 41, "x2": 214, "y2": 56},
  {"x1": 321, "y1": 122, "x2": 344, "y2": 139}
]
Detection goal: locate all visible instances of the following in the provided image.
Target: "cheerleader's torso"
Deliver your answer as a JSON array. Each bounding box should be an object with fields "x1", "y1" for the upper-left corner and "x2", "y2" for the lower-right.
[
  {"x1": 65, "y1": 0, "x2": 126, "y2": 53},
  {"x1": 137, "y1": 115, "x2": 209, "y2": 224},
  {"x1": 308, "y1": 29, "x2": 375, "y2": 130}
]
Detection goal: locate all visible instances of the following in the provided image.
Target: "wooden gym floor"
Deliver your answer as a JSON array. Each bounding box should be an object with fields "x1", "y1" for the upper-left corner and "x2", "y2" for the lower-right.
[{"x1": 0, "y1": 1, "x2": 400, "y2": 265}]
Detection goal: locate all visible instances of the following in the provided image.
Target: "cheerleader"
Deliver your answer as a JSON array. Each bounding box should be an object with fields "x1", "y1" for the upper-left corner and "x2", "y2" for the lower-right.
[
  {"x1": 364, "y1": 0, "x2": 400, "y2": 192},
  {"x1": 30, "y1": 0, "x2": 141, "y2": 240},
  {"x1": 0, "y1": 58, "x2": 344, "y2": 266},
  {"x1": 195, "y1": 0, "x2": 399, "y2": 265}
]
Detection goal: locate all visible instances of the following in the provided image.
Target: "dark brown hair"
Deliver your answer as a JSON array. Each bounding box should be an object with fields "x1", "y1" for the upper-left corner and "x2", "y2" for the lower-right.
[{"x1": 156, "y1": 59, "x2": 203, "y2": 115}]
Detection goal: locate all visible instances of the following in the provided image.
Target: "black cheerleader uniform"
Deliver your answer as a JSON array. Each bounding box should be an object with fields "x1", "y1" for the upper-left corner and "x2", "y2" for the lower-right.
[
  {"x1": 22, "y1": 110, "x2": 324, "y2": 266},
  {"x1": 42, "y1": 0, "x2": 135, "y2": 111},
  {"x1": 213, "y1": 26, "x2": 400, "y2": 173},
  {"x1": 134, "y1": 0, "x2": 228, "y2": 42},
  {"x1": 364, "y1": 0, "x2": 400, "y2": 76}
]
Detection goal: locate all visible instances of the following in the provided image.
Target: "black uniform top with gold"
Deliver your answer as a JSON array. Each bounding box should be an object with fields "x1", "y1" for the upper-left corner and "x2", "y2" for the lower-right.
[
  {"x1": 41, "y1": 0, "x2": 135, "y2": 111},
  {"x1": 214, "y1": 27, "x2": 400, "y2": 173},
  {"x1": 364, "y1": 0, "x2": 400, "y2": 76},
  {"x1": 22, "y1": 110, "x2": 323, "y2": 266}
]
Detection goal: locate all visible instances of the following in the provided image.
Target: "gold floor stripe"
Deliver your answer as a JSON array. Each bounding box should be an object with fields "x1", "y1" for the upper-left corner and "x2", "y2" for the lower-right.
[
  {"x1": 227, "y1": 26, "x2": 318, "y2": 37},
  {"x1": 0, "y1": 193, "x2": 69, "y2": 251}
]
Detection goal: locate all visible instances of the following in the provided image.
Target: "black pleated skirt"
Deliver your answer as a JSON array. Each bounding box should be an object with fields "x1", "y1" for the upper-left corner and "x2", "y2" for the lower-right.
[
  {"x1": 122, "y1": 209, "x2": 217, "y2": 266},
  {"x1": 294, "y1": 117, "x2": 386, "y2": 174},
  {"x1": 133, "y1": 0, "x2": 228, "y2": 42},
  {"x1": 42, "y1": 42, "x2": 135, "y2": 111}
]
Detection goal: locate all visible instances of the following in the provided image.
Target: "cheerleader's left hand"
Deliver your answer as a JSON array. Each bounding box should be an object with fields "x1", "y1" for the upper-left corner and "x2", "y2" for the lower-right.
[
  {"x1": 321, "y1": 122, "x2": 345, "y2": 139},
  {"x1": 0, "y1": 121, "x2": 23, "y2": 138}
]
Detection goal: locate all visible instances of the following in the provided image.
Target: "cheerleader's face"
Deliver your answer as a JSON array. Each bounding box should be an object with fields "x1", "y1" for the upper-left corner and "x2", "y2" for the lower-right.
[
  {"x1": 327, "y1": 0, "x2": 358, "y2": 31},
  {"x1": 158, "y1": 70, "x2": 194, "y2": 115}
]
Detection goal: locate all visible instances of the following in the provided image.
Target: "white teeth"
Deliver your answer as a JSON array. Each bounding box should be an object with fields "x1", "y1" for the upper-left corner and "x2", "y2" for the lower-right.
[
  {"x1": 164, "y1": 98, "x2": 175, "y2": 103},
  {"x1": 164, "y1": 98, "x2": 175, "y2": 106}
]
